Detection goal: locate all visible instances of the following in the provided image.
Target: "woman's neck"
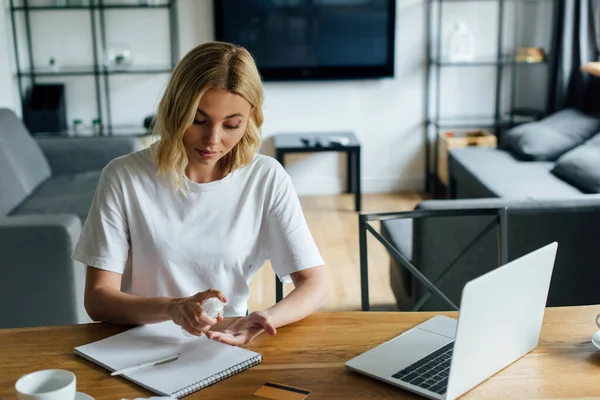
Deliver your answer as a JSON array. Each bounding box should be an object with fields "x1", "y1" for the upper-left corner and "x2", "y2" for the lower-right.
[{"x1": 185, "y1": 162, "x2": 224, "y2": 184}]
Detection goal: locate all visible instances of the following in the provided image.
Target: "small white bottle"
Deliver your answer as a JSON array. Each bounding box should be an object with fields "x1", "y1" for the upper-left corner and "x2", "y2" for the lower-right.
[
  {"x1": 181, "y1": 298, "x2": 226, "y2": 337},
  {"x1": 202, "y1": 297, "x2": 226, "y2": 318},
  {"x1": 448, "y1": 21, "x2": 474, "y2": 63}
]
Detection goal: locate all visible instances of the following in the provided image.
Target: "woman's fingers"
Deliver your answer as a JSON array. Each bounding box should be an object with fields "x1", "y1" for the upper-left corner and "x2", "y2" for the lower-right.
[
  {"x1": 190, "y1": 301, "x2": 218, "y2": 326},
  {"x1": 175, "y1": 289, "x2": 229, "y2": 337},
  {"x1": 201, "y1": 288, "x2": 228, "y2": 304},
  {"x1": 206, "y1": 330, "x2": 224, "y2": 340},
  {"x1": 208, "y1": 331, "x2": 243, "y2": 346},
  {"x1": 182, "y1": 316, "x2": 204, "y2": 335},
  {"x1": 263, "y1": 321, "x2": 277, "y2": 336},
  {"x1": 180, "y1": 318, "x2": 204, "y2": 336},
  {"x1": 197, "y1": 310, "x2": 217, "y2": 327},
  {"x1": 252, "y1": 312, "x2": 277, "y2": 335},
  {"x1": 181, "y1": 307, "x2": 213, "y2": 333}
]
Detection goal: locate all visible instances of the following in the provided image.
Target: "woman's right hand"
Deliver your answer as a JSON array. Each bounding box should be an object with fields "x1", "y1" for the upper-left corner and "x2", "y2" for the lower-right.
[{"x1": 168, "y1": 289, "x2": 228, "y2": 336}]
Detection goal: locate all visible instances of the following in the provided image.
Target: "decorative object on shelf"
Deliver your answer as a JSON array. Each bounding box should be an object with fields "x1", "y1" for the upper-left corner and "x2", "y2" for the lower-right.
[
  {"x1": 92, "y1": 118, "x2": 102, "y2": 135},
  {"x1": 327, "y1": 135, "x2": 350, "y2": 147},
  {"x1": 448, "y1": 21, "x2": 474, "y2": 62},
  {"x1": 104, "y1": 44, "x2": 133, "y2": 70},
  {"x1": 515, "y1": 47, "x2": 546, "y2": 63},
  {"x1": 73, "y1": 119, "x2": 83, "y2": 135},
  {"x1": 48, "y1": 57, "x2": 59, "y2": 73}
]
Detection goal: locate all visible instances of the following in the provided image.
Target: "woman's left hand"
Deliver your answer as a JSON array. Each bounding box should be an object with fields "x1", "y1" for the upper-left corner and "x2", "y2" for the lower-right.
[{"x1": 206, "y1": 311, "x2": 276, "y2": 346}]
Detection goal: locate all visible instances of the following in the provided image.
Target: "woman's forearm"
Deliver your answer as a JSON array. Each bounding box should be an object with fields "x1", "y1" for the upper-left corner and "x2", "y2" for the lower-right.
[
  {"x1": 264, "y1": 274, "x2": 329, "y2": 328},
  {"x1": 85, "y1": 286, "x2": 177, "y2": 325}
]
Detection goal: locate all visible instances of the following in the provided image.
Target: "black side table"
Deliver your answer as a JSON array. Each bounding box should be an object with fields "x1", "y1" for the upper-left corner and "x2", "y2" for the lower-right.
[{"x1": 273, "y1": 132, "x2": 362, "y2": 212}]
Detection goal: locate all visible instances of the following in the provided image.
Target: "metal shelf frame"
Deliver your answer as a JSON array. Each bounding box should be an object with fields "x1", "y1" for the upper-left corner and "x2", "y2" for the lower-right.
[
  {"x1": 424, "y1": 0, "x2": 557, "y2": 195},
  {"x1": 8, "y1": 0, "x2": 179, "y2": 136}
]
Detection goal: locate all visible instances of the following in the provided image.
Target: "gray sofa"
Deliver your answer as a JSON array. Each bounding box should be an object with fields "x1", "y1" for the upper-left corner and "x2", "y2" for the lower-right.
[
  {"x1": 448, "y1": 108, "x2": 600, "y2": 199},
  {"x1": 382, "y1": 108, "x2": 600, "y2": 311},
  {"x1": 0, "y1": 108, "x2": 141, "y2": 328}
]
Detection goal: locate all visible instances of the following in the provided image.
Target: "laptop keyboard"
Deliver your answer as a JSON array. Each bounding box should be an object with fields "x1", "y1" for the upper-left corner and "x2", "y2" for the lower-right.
[{"x1": 392, "y1": 342, "x2": 454, "y2": 395}]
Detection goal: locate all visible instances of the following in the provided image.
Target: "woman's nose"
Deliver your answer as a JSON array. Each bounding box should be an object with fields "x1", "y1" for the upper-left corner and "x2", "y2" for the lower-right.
[{"x1": 205, "y1": 127, "x2": 220, "y2": 145}]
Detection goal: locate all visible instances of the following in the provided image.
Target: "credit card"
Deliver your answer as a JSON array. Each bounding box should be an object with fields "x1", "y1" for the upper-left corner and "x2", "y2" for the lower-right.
[{"x1": 253, "y1": 381, "x2": 311, "y2": 400}]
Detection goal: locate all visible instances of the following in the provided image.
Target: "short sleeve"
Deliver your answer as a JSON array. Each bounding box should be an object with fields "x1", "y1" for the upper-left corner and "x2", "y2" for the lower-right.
[
  {"x1": 71, "y1": 166, "x2": 130, "y2": 274},
  {"x1": 265, "y1": 169, "x2": 324, "y2": 283}
]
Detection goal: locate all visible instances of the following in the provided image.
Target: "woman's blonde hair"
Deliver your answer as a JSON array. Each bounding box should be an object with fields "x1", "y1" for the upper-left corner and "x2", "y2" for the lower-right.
[{"x1": 153, "y1": 41, "x2": 264, "y2": 191}]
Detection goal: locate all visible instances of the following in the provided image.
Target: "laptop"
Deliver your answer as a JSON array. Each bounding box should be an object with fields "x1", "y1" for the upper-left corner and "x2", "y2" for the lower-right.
[{"x1": 346, "y1": 242, "x2": 558, "y2": 400}]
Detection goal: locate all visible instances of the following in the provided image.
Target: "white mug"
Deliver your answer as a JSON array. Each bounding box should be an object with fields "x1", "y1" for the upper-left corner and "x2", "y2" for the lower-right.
[
  {"x1": 596, "y1": 314, "x2": 600, "y2": 330},
  {"x1": 15, "y1": 369, "x2": 76, "y2": 400}
]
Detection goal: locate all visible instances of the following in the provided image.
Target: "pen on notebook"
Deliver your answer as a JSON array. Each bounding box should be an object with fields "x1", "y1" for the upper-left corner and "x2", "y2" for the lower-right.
[{"x1": 111, "y1": 353, "x2": 182, "y2": 376}]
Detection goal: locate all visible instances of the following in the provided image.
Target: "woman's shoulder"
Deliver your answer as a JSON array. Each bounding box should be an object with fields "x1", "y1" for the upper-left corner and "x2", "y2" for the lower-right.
[
  {"x1": 247, "y1": 154, "x2": 286, "y2": 175},
  {"x1": 240, "y1": 154, "x2": 289, "y2": 183},
  {"x1": 101, "y1": 146, "x2": 154, "y2": 182}
]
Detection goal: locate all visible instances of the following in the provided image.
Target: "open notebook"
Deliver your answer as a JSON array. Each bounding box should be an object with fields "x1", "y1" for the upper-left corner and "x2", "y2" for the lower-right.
[{"x1": 74, "y1": 320, "x2": 262, "y2": 398}]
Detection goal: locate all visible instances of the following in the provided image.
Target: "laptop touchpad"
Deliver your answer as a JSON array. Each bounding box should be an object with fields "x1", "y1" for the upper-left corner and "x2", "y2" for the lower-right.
[{"x1": 347, "y1": 327, "x2": 453, "y2": 379}]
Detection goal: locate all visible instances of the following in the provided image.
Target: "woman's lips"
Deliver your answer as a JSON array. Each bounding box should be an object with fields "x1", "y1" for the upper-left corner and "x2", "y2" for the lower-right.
[{"x1": 194, "y1": 148, "x2": 218, "y2": 159}]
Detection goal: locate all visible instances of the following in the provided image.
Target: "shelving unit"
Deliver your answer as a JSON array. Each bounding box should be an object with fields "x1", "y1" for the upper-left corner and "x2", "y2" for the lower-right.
[
  {"x1": 8, "y1": 0, "x2": 179, "y2": 137},
  {"x1": 424, "y1": 0, "x2": 557, "y2": 195}
]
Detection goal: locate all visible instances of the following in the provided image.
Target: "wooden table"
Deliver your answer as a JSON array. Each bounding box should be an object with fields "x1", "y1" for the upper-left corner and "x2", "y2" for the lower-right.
[{"x1": 2, "y1": 306, "x2": 600, "y2": 399}]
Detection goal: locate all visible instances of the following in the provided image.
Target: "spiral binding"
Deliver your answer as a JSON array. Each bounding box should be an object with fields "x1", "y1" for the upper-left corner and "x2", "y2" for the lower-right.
[{"x1": 172, "y1": 354, "x2": 263, "y2": 399}]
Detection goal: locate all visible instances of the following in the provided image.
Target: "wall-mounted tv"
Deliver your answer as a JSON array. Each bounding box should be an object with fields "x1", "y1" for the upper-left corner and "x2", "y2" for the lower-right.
[{"x1": 213, "y1": 0, "x2": 396, "y2": 81}]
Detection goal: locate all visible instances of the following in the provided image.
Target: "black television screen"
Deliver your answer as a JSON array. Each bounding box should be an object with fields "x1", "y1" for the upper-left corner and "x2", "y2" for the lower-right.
[{"x1": 213, "y1": 0, "x2": 396, "y2": 81}]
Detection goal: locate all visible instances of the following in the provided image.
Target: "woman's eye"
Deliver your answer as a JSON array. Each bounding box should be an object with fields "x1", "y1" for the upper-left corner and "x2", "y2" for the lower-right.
[
  {"x1": 193, "y1": 119, "x2": 206, "y2": 125},
  {"x1": 224, "y1": 125, "x2": 241, "y2": 130}
]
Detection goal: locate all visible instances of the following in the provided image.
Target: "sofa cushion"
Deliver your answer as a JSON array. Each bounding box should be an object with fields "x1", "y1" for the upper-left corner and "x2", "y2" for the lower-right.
[
  {"x1": 0, "y1": 109, "x2": 51, "y2": 215},
  {"x1": 450, "y1": 147, "x2": 583, "y2": 198},
  {"x1": 551, "y1": 133, "x2": 600, "y2": 193},
  {"x1": 10, "y1": 171, "x2": 101, "y2": 222},
  {"x1": 505, "y1": 108, "x2": 600, "y2": 161}
]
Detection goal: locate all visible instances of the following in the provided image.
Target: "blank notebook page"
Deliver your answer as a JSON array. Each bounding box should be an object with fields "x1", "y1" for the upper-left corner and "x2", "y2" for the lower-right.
[{"x1": 74, "y1": 320, "x2": 262, "y2": 398}]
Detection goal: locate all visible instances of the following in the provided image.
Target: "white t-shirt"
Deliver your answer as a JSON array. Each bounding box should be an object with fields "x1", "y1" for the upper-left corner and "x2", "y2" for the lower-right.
[{"x1": 72, "y1": 145, "x2": 324, "y2": 316}]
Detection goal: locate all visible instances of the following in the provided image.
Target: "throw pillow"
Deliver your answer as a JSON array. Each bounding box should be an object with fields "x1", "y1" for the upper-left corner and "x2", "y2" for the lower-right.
[
  {"x1": 506, "y1": 108, "x2": 600, "y2": 161},
  {"x1": 551, "y1": 133, "x2": 600, "y2": 193}
]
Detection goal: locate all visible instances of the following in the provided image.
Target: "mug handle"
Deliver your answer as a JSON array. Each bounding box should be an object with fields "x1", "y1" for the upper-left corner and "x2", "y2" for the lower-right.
[{"x1": 596, "y1": 314, "x2": 600, "y2": 329}]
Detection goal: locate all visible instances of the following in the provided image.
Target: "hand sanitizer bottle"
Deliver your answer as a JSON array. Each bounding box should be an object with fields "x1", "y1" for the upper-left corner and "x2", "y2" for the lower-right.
[
  {"x1": 202, "y1": 297, "x2": 225, "y2": 318},
  {"x1": 181, "y1": 298, "x2": 226, "y2": 337},
  {"x1": 448, "y1": 21, "x2": 474, "y2": 63}
]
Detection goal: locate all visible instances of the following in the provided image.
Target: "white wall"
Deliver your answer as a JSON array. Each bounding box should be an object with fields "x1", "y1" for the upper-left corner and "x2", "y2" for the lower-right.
[
  {"x1": 0, "y1": 0, "x2": 552, "y2": 195},
  {"x1": 0, "y1": 0, "x2": 19, "y2": 111},
  {"x1": 166, "y1": 0, "x2": 426, "y2": 194}
]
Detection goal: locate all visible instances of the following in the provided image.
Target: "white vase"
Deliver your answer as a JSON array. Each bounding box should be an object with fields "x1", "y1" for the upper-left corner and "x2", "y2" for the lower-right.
[{"x1": 448, "y1": 21, "x2": 474, "y2": 62}]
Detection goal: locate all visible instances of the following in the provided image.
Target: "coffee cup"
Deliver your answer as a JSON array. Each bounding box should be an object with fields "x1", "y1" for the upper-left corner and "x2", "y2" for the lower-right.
[
  {"x1": 15, "y1": 369, "x2": 76, "y2": 400},
  {"x1": 596, "y1": 314, "x2": 600, "y2": 330}
]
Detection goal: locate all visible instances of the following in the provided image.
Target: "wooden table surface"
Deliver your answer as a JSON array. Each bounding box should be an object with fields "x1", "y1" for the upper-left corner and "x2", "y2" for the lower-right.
[{"x1": 2, "y1": 306, "x2": 600, "y2": 399}]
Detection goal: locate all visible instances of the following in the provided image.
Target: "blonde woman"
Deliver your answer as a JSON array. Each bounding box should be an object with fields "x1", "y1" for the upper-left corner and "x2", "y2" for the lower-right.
[{"x1": 73, "y1": 42, "x2": 328, "y2": 346}]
